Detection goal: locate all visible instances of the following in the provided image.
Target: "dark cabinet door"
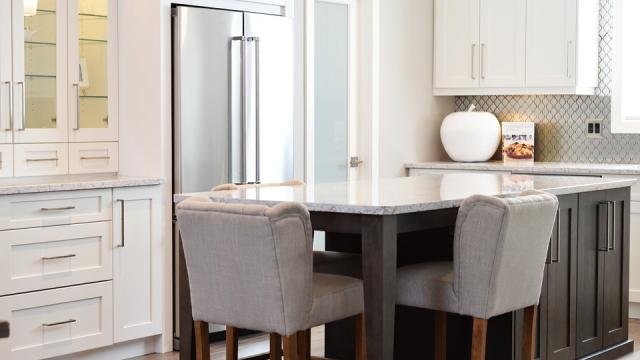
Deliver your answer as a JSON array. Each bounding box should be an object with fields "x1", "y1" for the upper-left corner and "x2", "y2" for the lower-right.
[
  {"x1": 576, "y1": 190, "x2": 606, "y2": 357},
  {"x1": 602, "y1": 188, "x2": 630, "y2": 347},
  {"x1": 539, "y1": 194, "x2": 577, "y2": 360}
]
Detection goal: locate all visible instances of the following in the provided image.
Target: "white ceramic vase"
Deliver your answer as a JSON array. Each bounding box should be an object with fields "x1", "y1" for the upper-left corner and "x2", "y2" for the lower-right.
[{"x1": 440, "y1": 105, "x2": 501, "y2": 162}]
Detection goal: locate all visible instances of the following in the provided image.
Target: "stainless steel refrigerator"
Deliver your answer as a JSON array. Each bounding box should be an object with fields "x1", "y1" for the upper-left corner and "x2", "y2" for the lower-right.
[{"x1": 172, "y1": 5, "x2": 294, "y2": 347}]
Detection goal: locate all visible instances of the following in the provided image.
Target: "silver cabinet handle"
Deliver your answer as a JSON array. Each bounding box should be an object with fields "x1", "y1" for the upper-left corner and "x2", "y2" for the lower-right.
[
  {"x1": 42, "y1": 319, "x2": 76, "y2": 327},
  {"x1": 27, "y1": 158, "x2": 59, "y2": 162},
  {"x1": 41, "y1": 206, "x2": 76, "y2": 212},
  {"x1": 481, "y1": 43, "x2": 486, "y2": 80},
  {"x1": 42, "y1": 254, "x2": 77, "y2": 261},
  {"x1": 72, "y1": 83, "x2": 80, "y2": 130},
  {"x1": 80, "y1": 156, "x2": 110, "y2": 160},
  {"x1": 116, "y1": 199, "x2": 125, "y2": 247},
  {"x1": 232, "y1": 36, "x2": 248, "y2": 184},
  {"x1": 609, "y1": 201, "x2": 617, "y2": 251},
  {"x1": 471, "y1": 44, "x2": 477, "y2": 80},
  {"x1": 1, "y1": 81, "x2": 11, "y2": 131},
  {"x1": 553, "y1": 210, "x2": 561, "y2": 263},
  {"x1": 598, "y1": 202, "x2": 609, "y2": 252},
  {"x1": 16, "y1": 81, "x2": 25, "y2": 131}
]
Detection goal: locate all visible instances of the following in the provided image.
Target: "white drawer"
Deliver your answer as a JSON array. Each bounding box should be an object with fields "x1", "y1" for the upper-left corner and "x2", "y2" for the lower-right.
[
  {"x1": 0, "y1": 222, "x2": 113, "y2": 296},
  {"x1": 0, "y1": 189, "x2": 112, "y2": 230},
  {"x1": 0, "y1": 281, "x2": 113, "y2": 360},
  {"x1": 14, "y1": 143, "x2": 69, "y2": 177},
  {"x1": 0, "y1": 144, "x2": 13, "y2": 178},
  {"x1": 69, "y1": 142, "x2": 119, "y2": 174}
]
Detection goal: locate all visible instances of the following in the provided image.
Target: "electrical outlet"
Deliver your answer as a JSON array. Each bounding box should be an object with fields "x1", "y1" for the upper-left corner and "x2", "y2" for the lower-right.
[{"x1": 586, "y1": 118, "x2": 603, "y2": 138}]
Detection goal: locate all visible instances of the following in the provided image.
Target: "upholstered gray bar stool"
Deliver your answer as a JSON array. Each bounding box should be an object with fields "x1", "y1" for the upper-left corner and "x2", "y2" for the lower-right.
[
  {"x1": 396, "y1": 191, "x2": 559, "y2": 360},
  {"x1": 176, "y1": 198, "x2": 366, "y2": 360},
  {"x1": 212, "y1": 181, "x2": 362, "y2": 278}
]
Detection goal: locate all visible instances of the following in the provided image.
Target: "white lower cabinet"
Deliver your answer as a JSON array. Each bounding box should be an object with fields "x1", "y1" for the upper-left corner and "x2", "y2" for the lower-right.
[
  {"x1": 0, "y1": 281, "x2": 113, "y2": 360},
  {"x1": 0, "y1": 145, "x2": 13, "y2": 177},
  {"x1": 112, "y1": 186, "x2": 163, "y2": 343}
]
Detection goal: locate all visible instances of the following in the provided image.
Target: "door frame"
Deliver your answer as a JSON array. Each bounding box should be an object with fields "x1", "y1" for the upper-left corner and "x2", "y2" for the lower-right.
[{"x1": 305, "y1": 0, "x2": 375, "y2": 183}]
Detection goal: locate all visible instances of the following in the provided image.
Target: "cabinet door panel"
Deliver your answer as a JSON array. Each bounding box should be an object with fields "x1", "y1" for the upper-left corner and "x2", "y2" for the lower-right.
[
  {"x1": 545, "y1": 195, "x2": 577, "y2": 360},
  {"x1": 434, "y1": 0, "x2": 480, "y2": 88},
  {"x1": 576, "y1": 190, "x2": 605, "y2": 357},
  {"x1": 478, "y1": 0, "x2": 526, "y2": 87},
  {"x1": 0, "y1": 0, "x2": 12, "y2": 143},
  {"x1": 603, "y1": 188, "x2": 629, "y2": 347},
  {"x1": 67, "y1": 0, "x2": 118, "y2": 142},
  {"x1": 113, "y1": 186, "x2": 162, "y2": 342},
  {"x1": 526, "y1": 0, "x2": 577, "y2": 87},
  {"x1": 12, "y1": 0, "x2": 69, "y2": 143}
]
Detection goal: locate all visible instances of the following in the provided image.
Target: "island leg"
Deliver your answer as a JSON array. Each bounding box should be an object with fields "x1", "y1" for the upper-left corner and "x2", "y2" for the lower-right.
[{"x1": 361, "y1": 215, "x2": 398, "y2": 360}]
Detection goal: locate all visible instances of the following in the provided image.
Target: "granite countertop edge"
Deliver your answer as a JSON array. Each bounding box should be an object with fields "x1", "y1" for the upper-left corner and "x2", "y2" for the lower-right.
[
  {"x1": 405, "y1": 161, "x2": 640, "y2": 176},
  {"x1": 0, "y1": 175, "x2": 164, "y2": 195}
]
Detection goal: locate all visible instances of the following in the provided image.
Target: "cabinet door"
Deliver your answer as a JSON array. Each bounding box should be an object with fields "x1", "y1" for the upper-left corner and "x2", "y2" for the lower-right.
[
  {"x1": 540, "y1": 194, "x2": 577, "y2": 360},
  {"x1": 434, "y1": 0, "x2": 480, "y2": 89},
  {"x1": 112, "y1": 186, "x2": 163, "y2": 342},
  {"x1": 526, "y1": 0, "x2": 577, "y2": 87},
  {"x1": 478, "y1": 0, "x2": 526, "y2": 87},
  {"x1": 576, "y1": 190, "x2": 606, "y2": 357},
  {"x1": 12, "y1": 0, "x2": 69, "y2": 143},
  {"x1": 67, "y1": 0, "x2": 118, "y2": 142},
  {"x1": 0, "y1": 144, "x2": 13, "y2": 177},
  {"x1": 0, "y1": 0, "x2": 12, "y2": 143},
  {"x1": 602, "y1": 188, "x2": 629, "y2": 347}
]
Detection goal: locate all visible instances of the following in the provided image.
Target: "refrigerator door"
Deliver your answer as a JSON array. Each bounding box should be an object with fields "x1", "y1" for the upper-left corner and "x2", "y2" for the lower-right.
[
  {"x1": 244, "y1": 13, "x2": 294, "y2": 184},
  {"x1": 173, "y1": 6, "x2": 243, "y2": 193}
]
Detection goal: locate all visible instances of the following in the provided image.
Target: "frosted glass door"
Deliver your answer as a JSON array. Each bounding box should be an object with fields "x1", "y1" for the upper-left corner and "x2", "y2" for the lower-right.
[
  {"x1": 68, "y1": 0, "x2": 117, "y2": 142},
  {"x1": 314, "y1": 1, "x2": 349, "y2": 184},
  {"x1": 12, "y1": 0, "x2": 68, "y2": 143}
]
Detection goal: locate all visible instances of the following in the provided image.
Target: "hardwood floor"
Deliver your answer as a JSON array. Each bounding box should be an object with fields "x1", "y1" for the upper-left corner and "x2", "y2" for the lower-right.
[{"x1": 134, "y1": 320, "x2": 640, "y2": 360}]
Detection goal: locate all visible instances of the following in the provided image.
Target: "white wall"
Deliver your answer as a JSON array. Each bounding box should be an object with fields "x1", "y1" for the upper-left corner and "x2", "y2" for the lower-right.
[{"x1": 378, "y1": 0, "x2": 454, "y2": 178}]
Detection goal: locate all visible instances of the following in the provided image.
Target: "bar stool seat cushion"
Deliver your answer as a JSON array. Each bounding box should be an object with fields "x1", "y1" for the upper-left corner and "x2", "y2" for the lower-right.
[
  {"x1": 396, "y1": 262, "x2": 457, "y2": 314},
  {"x1": 310, "y1": 273, "x2": 364, "y2": 328}
]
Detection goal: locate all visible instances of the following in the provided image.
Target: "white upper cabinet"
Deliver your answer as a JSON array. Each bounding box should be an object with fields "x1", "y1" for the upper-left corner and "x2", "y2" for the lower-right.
[
  {"x1": 0, "y1": 1, "x2": 13, "y2": 144},
  {"x1": 479, "y1": 0, "x2": 526, "y2": 88},
  {"x1": 67, "y1": 0, "x2": 118, "y2": 142},
  {"x1": 434, "y1": 0, "x2": 480, "y2": 89},
  {"x1": 434, "y1": 0, "x2": 599, "y2": 96},
  {"x1": 12, "y1": 0, "x2": 69, "y2": 143}
]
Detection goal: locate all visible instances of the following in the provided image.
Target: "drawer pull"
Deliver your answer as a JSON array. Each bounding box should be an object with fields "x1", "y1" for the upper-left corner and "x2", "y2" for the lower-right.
[
  {"x1": 41, "y1": 206, "x2": 76, "y2": 212},
  {"x1": 80, "y1": 156, "x2": 110, "y2": 160},
  {"x1": 42, "y1": 254, "x2": 77, "y2": 261},
  {"x1": 26, "y1": 158, "x2": 59, "y2": 162},
  {"x1": 42, "y1": 319, "x2": 77, "y2": 327}
]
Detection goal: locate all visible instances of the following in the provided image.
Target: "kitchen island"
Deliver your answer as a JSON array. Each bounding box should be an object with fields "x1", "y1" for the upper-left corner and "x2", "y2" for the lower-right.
[{"x1": 175, "y1": 173, "x2": 636, "y2": 360}]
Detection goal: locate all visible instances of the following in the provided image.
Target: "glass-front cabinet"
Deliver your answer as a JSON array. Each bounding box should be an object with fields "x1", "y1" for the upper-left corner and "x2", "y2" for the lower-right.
[
  {"x1": 0, "y1": 0, "x2": 118, "y2": 177},
  {"x1": 68, "y1": 0, "x2": 118, "y2": 142}
]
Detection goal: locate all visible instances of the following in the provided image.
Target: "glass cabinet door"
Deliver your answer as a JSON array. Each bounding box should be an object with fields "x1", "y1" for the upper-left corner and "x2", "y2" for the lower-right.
[
  {"x1": 68, "y1": 0, "x2": 117, "y2": 142},
  {"x1": 12, "y1": 0, "x2": 68, "y2": 143}
]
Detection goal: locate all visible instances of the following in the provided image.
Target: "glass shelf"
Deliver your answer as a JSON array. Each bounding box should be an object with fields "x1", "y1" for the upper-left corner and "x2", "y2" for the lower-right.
[
  {"x1": 79, "y1": 13, "x2": 107, "y2": 19},
  {"x1": 35, "y1": 9, "x2": 56, "y2": 15},
  {"x1": 25, "y1": 74, "x2": 57, "y2": 79},
  {"x1": 25, "y1": 41, "x2": 56, "y2": 46},
  {"x1": 80, "y1": 95, "x2": 108, "y2": 99},
  {"x1": 79, "y1": 38, "x2": 107, "y2": 43}
]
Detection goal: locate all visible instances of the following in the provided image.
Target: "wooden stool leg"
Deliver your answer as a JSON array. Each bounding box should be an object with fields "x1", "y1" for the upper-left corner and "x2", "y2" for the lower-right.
[
  {"x1": 226, "y1": 326, "x2": 239, "y2": 360},
  {"x1": 355, "y1": 314, "x2": 367, "y2": 360},
  {"x1": 194, "y1": 321, "x2": 210, "y2": 360},
  {"x1": 522, "y1": 305, "x2": 538, "y2": 360},
  {"x1": 471, "y1": 318, "x2": 488, "y2": 360},
  {"x1": 296, "y1": 329, "x2": 311, "y2": 360},
  {"x1": 434, "y1": 311, "x2": 447, "y2": 360},
  {"x1": 283, "y1": 334, "x2": 299, "y2": 360},
  {"x1": 270, "y1": 333, "x2": 283, "y2": 360}
]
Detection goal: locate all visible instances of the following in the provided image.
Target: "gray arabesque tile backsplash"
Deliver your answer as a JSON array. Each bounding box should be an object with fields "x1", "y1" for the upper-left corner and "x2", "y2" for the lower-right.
[{"x1": 456, "y1": 0, "x2": 640, "y2": 164}]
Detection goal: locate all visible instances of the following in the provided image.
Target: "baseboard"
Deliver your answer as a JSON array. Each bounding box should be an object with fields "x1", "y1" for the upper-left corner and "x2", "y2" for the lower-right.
[
  {"x1": 54, "y1": 336, "x2": 163, "y2": 360},
  {"x1": 630, "y1": 302, "x2": 640, "y2": 319}
]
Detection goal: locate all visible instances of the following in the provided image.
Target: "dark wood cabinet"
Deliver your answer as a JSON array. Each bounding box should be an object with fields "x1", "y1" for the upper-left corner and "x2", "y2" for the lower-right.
[
  {"x1": 539, "y1": 194, "x2": 578, "y2": 360},
  {"x1": 576, "y1": 188, "x2": 630, "y2": 358}
]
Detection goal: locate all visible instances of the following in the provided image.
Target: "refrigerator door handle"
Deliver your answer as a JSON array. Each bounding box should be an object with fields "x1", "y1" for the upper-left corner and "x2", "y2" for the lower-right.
[
  {"x1": 250, "y1": 37, "x2": 261, "y2": 183},
  {"x1": 231, "y1": 36, "x2": 247, "y2": 184}
]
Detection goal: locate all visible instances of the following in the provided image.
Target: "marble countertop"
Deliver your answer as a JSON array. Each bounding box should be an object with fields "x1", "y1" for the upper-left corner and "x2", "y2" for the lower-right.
[
  {"x1": 406, "y1": 161, "x2": 640, "y2": 176},
  {"x1": 174, "y1": 174, "x2": 636, "y2": 215},
  {"x1": 0, "y1": 174, "x2": 163, "y2": 195}
]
